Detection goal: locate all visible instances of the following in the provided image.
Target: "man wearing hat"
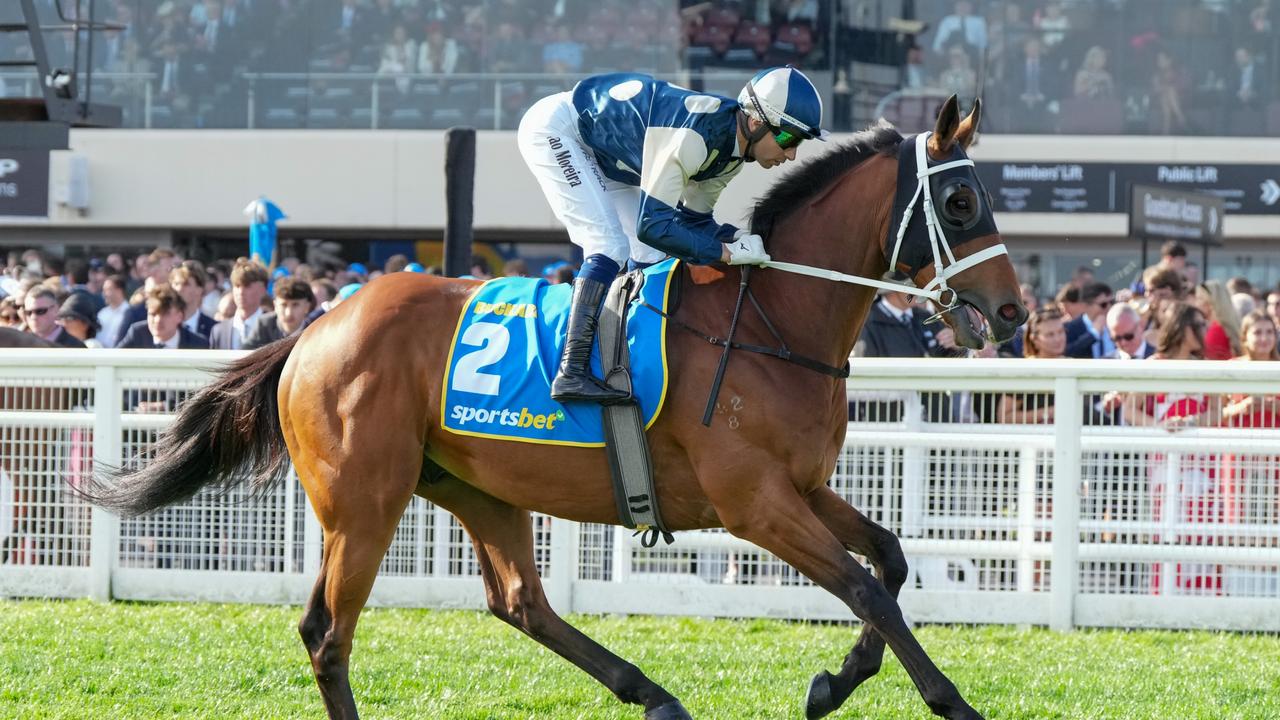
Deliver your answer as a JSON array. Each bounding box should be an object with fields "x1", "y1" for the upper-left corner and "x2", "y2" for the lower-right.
[{"x1": 57, "y1": 293, "x2": 103, "y2": 348}]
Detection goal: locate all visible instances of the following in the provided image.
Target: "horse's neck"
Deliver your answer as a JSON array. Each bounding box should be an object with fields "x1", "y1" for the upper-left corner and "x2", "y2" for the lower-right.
[{"x1": 749, "y1": 161, "x2": 893, "y2": 369}]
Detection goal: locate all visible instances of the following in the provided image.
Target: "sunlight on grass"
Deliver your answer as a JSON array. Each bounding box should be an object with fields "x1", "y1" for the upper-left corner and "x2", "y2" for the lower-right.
[{"x1": 1, "y1": 600, "x2": 1278, "y2": 719}]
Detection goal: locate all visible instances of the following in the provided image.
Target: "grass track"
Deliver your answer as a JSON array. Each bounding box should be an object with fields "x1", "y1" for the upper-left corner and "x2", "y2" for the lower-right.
[{"x1": 1, "y1": 600, "x2": 1278, "y2": 719}]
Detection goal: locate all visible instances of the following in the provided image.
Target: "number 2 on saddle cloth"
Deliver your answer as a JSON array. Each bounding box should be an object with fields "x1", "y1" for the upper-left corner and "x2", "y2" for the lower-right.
[{"x1": 441, "y1": 260, "x2": 679, "y2": 447}]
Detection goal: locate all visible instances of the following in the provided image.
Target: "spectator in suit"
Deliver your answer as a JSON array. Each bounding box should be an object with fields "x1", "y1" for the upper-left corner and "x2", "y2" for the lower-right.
[
  {"x1": 853, "y1": 290, "x2": 963, "y2": 422},
  {"x1": 855, "y1": 290, "x2": 963, "y2": 359},
  {"x1": 932, "y1": 0, "x2": 987, "y2": 56},
  {"x1": 170, "y1": 262, "x2": 216, "y2": 345},
  {"x1": 116, "y1": 286, "x2": 210, "y2": 349},
  {"x1": 1107, "y1": 302, "x2": 1155, "y2": 360},
  {"x1": 114, "y1": 249, "x2": 180, "y2": 346},
  {"x1": 1232, "y1": 46, "x2": 1266, "y2": 108},
  {"x1": 209, "y1": 261, "x2": 269, "y2": 350},
  {"x1": 1011, "y1": 37, "x2": 1057, "y2": 131},
  {"x1": 244, "y1": 277, "x2": 316, "y2": 349},
  {"x1": 24, "y1": 286, "x2": 84, "y2": 347},
  {"x1": 1054, "y1": 283, "x2": 1085, "y2": 321},
  {"x1": 1066, "y1": 282, "x2": 1116, "y2": 358}
]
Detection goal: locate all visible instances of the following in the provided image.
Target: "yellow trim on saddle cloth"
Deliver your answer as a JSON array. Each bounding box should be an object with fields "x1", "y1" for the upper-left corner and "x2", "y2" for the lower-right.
[{"x1": 438, "y1": 262, "x2": 680, "y2": 447}]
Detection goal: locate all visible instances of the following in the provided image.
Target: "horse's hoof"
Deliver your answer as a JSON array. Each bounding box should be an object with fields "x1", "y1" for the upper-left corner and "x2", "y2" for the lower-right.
[
  {"x1": 805, "y1": 671, "x2": 836, "y2": 720},
  {"x1": 644, "y1": 699, "x2": 692, "y2": 720}
]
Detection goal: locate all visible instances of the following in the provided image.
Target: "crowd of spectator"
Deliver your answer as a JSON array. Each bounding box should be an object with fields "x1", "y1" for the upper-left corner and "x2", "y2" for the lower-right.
[
  {"x1": 854, "y1": 239, "x2": 1280, "y2": 433},
  {"x1": 907, "y1": 0, "x2": 1276, "y2": 135},
  {"x1": 3, "y1": 1, "x2": 1273, "y2": 134},
  {"x1": 0, "y1": 0, "x2": 821, "y2": 128},
  {"x1": 0, "y1": 246, "x2": 584, "y2": 354}
]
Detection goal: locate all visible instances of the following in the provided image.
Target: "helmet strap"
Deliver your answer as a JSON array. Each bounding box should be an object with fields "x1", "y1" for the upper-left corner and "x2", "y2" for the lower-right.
[{"x1": 737, "y1": 111, "x2": 771, "y2": 163}]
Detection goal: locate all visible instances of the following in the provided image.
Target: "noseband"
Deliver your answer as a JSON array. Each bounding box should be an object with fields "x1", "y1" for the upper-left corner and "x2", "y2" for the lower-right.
[{"x1": 761, "y1": 131, "x2": 1009, "y2": 315}]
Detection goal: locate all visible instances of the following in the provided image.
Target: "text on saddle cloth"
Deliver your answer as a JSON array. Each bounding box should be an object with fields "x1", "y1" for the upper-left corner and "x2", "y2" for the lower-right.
[{"x1": 441, "y1": 260, "x2": 680, "y2": 446}]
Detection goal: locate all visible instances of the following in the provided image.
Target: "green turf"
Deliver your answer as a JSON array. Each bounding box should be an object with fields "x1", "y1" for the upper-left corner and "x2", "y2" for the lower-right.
[{"x1": 1, "y1": 600, "x2": 1278, "y2": 719}]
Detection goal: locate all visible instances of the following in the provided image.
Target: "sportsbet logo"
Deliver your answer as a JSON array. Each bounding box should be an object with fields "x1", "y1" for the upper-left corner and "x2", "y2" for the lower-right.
[{"x1": 451, "y1": 405, "x2": 566, "y2": 430}]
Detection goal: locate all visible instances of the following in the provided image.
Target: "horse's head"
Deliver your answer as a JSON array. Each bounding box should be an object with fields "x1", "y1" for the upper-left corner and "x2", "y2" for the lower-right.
[{"x1": 887, "y1": 96, "x2": 1028, "y2": 349}]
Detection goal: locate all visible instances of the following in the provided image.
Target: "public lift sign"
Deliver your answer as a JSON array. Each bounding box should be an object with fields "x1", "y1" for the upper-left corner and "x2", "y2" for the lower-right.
[{"x1": 0, "y1": 150, "x2": 50, "y2": 217}]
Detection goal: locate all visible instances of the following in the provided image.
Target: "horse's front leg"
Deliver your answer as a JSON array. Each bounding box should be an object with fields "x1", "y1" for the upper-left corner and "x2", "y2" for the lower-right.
[
  {"x1": 802, "y1": 485, "x2": 910, "y2": 718},
  {"x1": 714, "y1": 476, "x2": 981, "y2": 720}
]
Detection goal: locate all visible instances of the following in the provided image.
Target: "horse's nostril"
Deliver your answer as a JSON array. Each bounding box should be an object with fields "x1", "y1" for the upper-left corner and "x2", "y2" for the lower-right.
[{"x1": 999, "y1": 304, "x2": 1019, "y2": 321}]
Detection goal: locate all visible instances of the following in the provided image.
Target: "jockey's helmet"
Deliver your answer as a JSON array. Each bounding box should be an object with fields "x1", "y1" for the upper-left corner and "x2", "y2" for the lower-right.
[{"x1": 738, "y1": 66, "x2": 828, "y2": 143}]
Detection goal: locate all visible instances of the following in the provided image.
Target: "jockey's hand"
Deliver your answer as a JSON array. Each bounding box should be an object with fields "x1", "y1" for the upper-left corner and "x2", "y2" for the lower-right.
[{"x1": 724, "y1": 233, "x2": 771, "y2": 266}]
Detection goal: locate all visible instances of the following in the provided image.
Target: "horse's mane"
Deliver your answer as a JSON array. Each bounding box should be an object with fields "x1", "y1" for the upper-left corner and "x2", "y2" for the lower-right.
[{"x1": 750, "y1": 121, "x2": 904, "y2": 239}]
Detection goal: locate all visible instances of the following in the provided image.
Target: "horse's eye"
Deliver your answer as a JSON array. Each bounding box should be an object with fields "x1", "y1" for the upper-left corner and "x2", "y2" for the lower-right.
[{"x1": 947, "y1": 192, "x2": 975, "y2": 218}]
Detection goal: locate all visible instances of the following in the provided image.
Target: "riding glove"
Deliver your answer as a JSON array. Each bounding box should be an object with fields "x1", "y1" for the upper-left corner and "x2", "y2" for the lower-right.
[{"x1": 726, "y1": 233, "x2": 771, "y2": 266}]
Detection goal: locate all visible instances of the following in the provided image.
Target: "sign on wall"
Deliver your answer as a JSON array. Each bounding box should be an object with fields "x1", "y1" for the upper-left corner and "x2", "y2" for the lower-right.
[
  {"x1": 977, "y1": 162, "x2": 1280, "y2": 215},
  {"x1": 1128, "y1": 184, "x2": 1225, "y2": 245},
  {"x1": 0, "y1": 149, "x2": 50, "y2": 217}
]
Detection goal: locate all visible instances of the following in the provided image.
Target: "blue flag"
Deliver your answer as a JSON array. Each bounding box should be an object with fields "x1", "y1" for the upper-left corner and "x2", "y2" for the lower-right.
[{"x1": 243, "y1": 197, "x2": 287, "y2": 268}]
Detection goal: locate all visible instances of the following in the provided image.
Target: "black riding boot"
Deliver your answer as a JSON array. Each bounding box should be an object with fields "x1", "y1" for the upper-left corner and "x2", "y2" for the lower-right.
[{"x1": 551, "y1": 277, "x2": 630, "y2": 405}]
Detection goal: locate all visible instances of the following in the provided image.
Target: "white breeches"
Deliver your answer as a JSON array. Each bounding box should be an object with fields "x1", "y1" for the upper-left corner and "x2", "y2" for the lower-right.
[{"x1": 517, "y1": 92, "x2": 666, "y2": 266}]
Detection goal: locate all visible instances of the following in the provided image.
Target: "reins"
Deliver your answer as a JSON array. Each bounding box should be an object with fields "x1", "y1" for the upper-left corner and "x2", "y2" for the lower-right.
[{"x1": 641, "y1": 131, "x2": 1012, "y2": 428}]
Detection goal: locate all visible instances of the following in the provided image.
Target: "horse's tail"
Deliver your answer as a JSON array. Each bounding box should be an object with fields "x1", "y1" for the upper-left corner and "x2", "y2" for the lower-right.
[{"x1": 82, "y1": 334, "x2": 300, "y2": 516}]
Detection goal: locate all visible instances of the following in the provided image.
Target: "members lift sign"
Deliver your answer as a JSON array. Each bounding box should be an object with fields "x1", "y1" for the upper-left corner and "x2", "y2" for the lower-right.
[
  {"x1": 977, "y1": 162, "x2": 1280, "y2": 215},
  {"x1": 0, "y1": 150, "x2": 50, "y2": 217}
]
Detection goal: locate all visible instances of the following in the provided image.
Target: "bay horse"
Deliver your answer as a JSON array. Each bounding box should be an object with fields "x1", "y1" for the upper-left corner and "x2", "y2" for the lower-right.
[{"x1": 88, "y1": 97, "x2": 1027, "y2": 720}]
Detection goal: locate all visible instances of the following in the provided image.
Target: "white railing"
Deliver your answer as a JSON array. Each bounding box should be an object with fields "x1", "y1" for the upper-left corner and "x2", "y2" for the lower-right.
[{"x1": 2, "y1": 350, "x2": 1279, "y2": 631}]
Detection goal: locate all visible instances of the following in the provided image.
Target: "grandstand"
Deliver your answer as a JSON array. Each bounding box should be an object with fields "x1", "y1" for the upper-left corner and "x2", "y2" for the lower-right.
[{"x1": 4, "y1": 1, "x2": 1280, "y2": 692}]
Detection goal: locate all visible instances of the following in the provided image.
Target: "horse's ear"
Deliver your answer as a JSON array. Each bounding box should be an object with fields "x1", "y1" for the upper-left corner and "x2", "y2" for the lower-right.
[
  {"x1": 929, "y1": 95, "x2": 961, "y2": 156},
  {"x1": 954, "y1": 97, "x2": 982, "y2": 151}
]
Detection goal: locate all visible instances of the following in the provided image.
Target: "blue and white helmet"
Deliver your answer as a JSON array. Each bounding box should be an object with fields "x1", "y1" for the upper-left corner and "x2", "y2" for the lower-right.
[{"x1": 738, "y1": 66, "x2": 828, "y2": 141}]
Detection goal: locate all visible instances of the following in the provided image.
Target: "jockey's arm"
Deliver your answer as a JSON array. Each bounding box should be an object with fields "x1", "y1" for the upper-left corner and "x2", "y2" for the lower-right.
[{"x1": 635, "y1": 128, "x2": 739, "y2": 265}]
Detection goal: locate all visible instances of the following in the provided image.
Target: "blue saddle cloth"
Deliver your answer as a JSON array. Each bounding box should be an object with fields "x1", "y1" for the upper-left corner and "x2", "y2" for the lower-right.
[{"x1": 441, "y1": 259, "x2": 679, "y2": 446}]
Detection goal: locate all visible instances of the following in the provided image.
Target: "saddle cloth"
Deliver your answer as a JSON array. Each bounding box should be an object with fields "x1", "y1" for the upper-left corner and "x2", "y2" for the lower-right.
[{"x1": 441, "y1": 259, "x2": 679, "y2": 446}]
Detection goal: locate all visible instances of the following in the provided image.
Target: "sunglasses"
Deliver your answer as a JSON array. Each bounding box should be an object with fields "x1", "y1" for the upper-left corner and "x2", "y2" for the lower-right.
[
  {"x1": 25, "y1": 306, "x2": 52, "y2": 317},
  {"x1": 1113, "y1": 332, "x2": 1137, "y2": 343},
  {"x1": 772, "y1": 127, "x2": 804, "y2": 150},
  {"x1": 1094, "y1": 299, "x2": 1113, "y2": 309}
]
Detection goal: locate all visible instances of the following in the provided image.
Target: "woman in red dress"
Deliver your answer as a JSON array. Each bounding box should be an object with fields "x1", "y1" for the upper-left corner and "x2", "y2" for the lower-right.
[
  {"x1": 1220, "y1": 311, "x2": 1280, "y2": 544},
  {"x1": 1194, "y1": 280, "x2": 1242, "y2": 361},
  {"x1": 1122, "y1": 303, "x2": 1222, "y2": 594}
]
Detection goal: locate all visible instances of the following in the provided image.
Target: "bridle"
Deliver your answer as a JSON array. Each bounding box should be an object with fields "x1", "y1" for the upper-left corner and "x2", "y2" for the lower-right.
[
  {"x1": 647, "y1": 131, "x2": 1012, "y2": 427},
  {"x1": 760, "y1": 131, "x2": 1008, "y2": 316}
]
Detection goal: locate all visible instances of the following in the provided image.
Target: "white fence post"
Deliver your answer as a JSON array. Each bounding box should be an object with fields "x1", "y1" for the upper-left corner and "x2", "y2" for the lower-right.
[
  {"x1": 90, "y1": 365, "x2": 121, "y2": 602},
  {"x1": 1016, "y1": 447, "x2": 1037, "y2": 594},
  {"x1": 1050, "y1": 377, "x2": 1081, "y2": 631},
  {"x1": 432, "y1": 504, "x2": 452, "y2": 577},
  {"x1": 901, "y1": 392, "x2": 925, "y2": 537},
  {"x1": 612, "y1": 525, "x2": 630, "y2": 584},
  {"x1": 547, "y1": 517, "x2": 578, "y2": 613}
]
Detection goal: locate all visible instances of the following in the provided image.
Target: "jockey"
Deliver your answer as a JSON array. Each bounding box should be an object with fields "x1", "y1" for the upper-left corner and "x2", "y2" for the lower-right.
[{"x1": 518, "y1": 66, "x2": 827, "y2": 404}]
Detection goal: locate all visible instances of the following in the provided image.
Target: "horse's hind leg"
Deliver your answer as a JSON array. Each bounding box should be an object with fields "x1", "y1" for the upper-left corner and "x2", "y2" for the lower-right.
[
  {"x1": 716, "y1": 478, "x2": 981, "y2": 720},
  {"x1": 295, "y1": 455, "x2": 419, "y2": 719},
  {"x1": 802, "y1": 485, "x2": 909, "y2": 719},
  {"x1": 421, "y1": 477, "x2": 691, "y2": 720}
]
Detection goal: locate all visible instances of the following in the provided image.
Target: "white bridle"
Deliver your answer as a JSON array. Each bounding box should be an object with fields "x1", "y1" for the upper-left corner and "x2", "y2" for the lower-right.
[{"x1": 761, "y1": 131, "x2": 1009, "y2": 312}]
